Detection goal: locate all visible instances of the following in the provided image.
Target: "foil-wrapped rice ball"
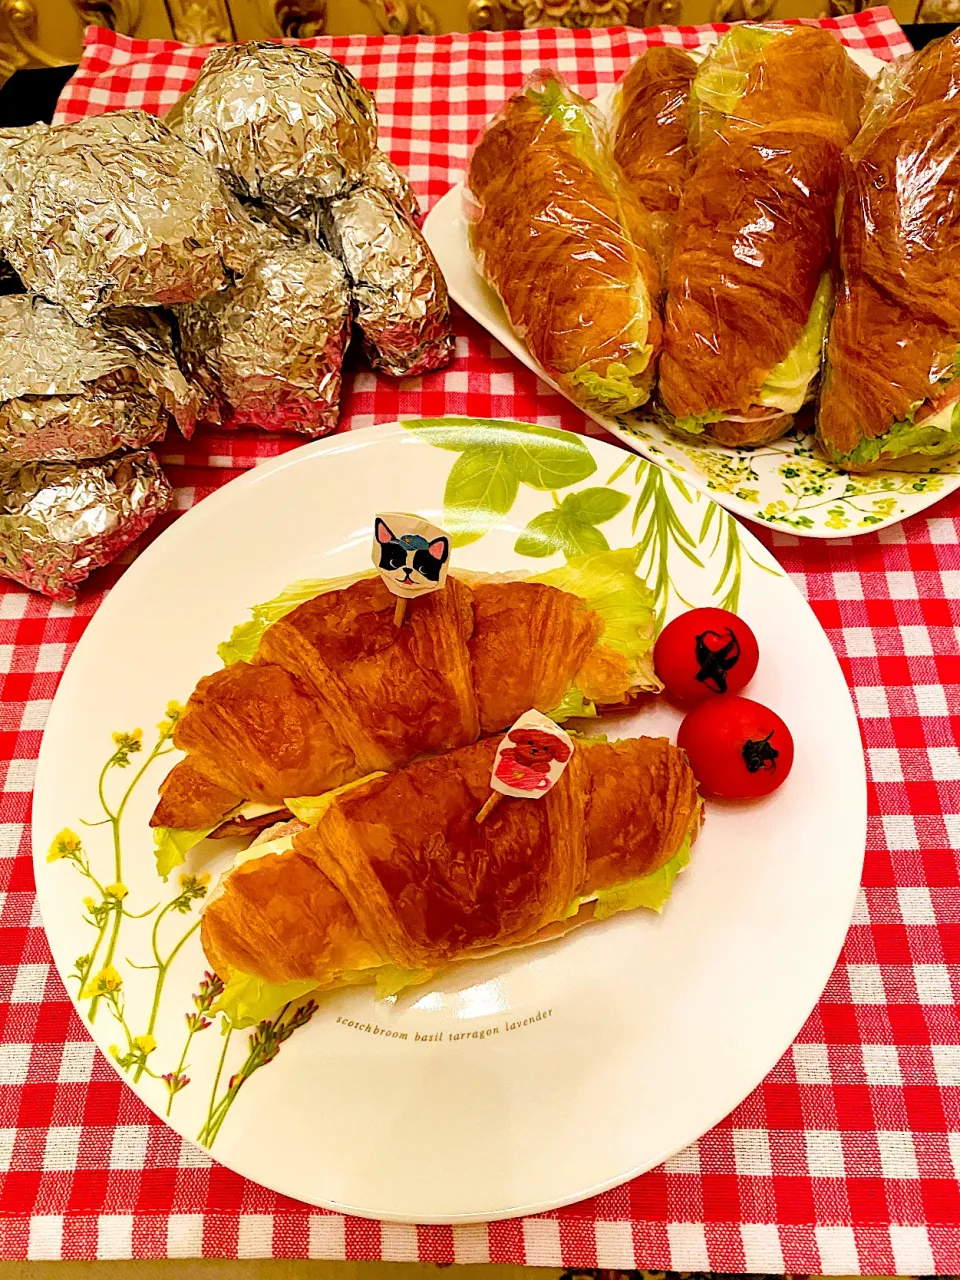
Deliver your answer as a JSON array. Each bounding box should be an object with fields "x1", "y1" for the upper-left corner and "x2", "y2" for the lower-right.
[
  {"x1": 0, "y1": 297, "x2": 202, "y2": 464},
  {"x1": 324, "y1": 186, "x2": 454, "y2": 378},
  {"x1": 176, "y1": 241, "x2": 351, "y2": 436},
  {"x1": 0, "y1": 123, "x2": 45, "y2": 293},
  {"x1": 359, "y1": 150, "x2": 420, "y2": 222},
  {"x1": 168, "y1": 42, "x2": 377, "y2": 209},
  {"x1": 0, "y1": 450, "x2": 170, "y2": 598},
  {"x1": 3, "y1": 111, "x2": 255, "y2": 323}
]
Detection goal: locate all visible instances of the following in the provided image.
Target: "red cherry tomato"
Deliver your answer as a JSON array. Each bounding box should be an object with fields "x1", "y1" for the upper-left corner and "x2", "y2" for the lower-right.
[
  {"x1": 677, "y1": 695, "x2": 794, "y2": 800},
  {"x1": 655, "y1": 607, "x2": 759, "y2": 706}
]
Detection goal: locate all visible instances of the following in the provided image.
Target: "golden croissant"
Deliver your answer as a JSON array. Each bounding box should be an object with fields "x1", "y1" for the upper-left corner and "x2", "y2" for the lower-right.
[
  {"x1": 817, "y1": 29, "x2": 960, "y2": 471},
  {"x1": 152, "y1": 552, "x2": 659, "y2": 840},
  {"x1": 658, "y1": 26, "x2": 868, "y2": 448},
  {"x1": 467, "y1": 70, "x2": 662, "y2": 419},
  {"x1": 201, "y1": 733, "x2": 702, "y2": 1022},
  {"x1": 612, "y1": 47, "x2": 697, "y2": 264}
]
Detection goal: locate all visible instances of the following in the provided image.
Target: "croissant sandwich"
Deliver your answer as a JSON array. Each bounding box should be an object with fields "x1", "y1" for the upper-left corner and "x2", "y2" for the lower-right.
[
  {"x1": 200, "y1": 733, "x2": 703, "y2": 1025},
  {"x1": 817, "y1": 29, "x2": 960, "y2": 471},
  {"x1": 612, "y1": 47, "x2": 697, "y2": 262},
  {"x1": 466, "y1": 71, "x2": 662, "y2": 419},
  {"x1": 658, "y1": 27, "x2": 868, "y2": 448},
  {"x1": 151, "y1": 550, "x2": 660, "y2": 873}
]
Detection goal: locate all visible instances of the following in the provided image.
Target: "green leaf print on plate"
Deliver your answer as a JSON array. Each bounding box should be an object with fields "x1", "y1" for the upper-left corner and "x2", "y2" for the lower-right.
[
  {"x1": 406, "y1": 417, "x2": 597, "y2": 547},
  {"x1": 404, "y1": 416, "x2": 779, "y2": 626}
]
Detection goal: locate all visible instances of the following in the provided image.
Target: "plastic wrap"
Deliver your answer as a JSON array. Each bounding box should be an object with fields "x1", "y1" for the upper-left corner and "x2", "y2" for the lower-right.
[
  {"x1": 324, "y1": 187, "x2": 453, "y2": 379},
  {"x1": 466, "y1": 70, "x2": 662, "y2": 418},
  {"x1": 177, "y1": 242, "x2": 351, "y2": 436},
  {"x1": 168, "y1": 42, "x2": 377, "y2": 210},
  {"x1": 688, "y1": 24, "x2": 865, "y2": 153},
  {"x1": 658, "y1": 26, "x2": 868, "y2": 447},
  {"x1": 817, "y1": 29, "x2": 960, "y2": 471},
  {"x1": 3, "y1": 111, "x2": 254, "y2": 323},
  {"x1": 0, "y1": 450, "x2": 170, "y2": 598},
  {"x1": 0, "y1": 297, "x2": 201, "y2": 463},
  {"x1": 612, "y1": 46, "x2": 696, "y2": 259}
]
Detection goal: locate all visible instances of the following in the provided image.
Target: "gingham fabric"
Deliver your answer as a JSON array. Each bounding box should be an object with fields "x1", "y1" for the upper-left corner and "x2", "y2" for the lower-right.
[{"x1": 0, "y1": 13, "x2": 957, "y2": 1266}]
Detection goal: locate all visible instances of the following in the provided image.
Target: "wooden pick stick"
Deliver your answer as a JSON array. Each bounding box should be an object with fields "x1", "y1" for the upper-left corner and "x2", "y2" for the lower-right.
[
  {"x1": 393, "y1": 597, "x2": 408, "y2": 628},
  {"x1": 475, "y1": 791, "x2": 502, "y2": 824}
]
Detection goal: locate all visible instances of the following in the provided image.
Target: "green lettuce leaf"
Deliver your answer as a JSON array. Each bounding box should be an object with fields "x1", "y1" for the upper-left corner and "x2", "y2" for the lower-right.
[
  {"x1": 153, "y1": 825, "x2": 215, "y2": 881},
  {"x1": 213, "y1": 970, "x2": 321, "y2": 1028},
  {"x1": 546, "y1": 685, "x2": 600, "y2": 722},
  {"x1": 286, "y1": 774, "x2": 386, "y2": 825},
  {"x1": 527, "y1": 73, "x2": 605, "y2": 174},
  {"x1": 690, "y1": 25, "x2": 785, "y2": 146},
  {"x1": 837, "y1": 399, "x2": 960, "y2": 467},
  {"x1": 570, "y1": 356, "x2": 653, "y2": 416},
  {"x1": 531, "y1": 547, "x2": 659, "y2": 704},
  {"x1": 212, "y1": 964, "x2": 431, "y2": 1026},
  {"x1": 668, "y1": 411, "x2": 722, "y2": 436},
  {"x1": 218, "y1": 569, "x2": 378, "y2": 666},
  {"x1": 374, "y1": 966, "x2": 435, "y2": 999},
  {"x1": 758, "y1": 274, "x2": 833, "y2": 414},
  {"x1": 565, "y1": 828, "x2": 694, "y2": 921},
  {"x1": 592, "y1": 837, "x2": 692, "y2": 920}
]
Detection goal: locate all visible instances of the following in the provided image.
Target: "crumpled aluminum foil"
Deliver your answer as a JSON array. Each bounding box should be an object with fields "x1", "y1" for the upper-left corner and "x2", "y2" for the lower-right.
[
  {"x1": 0, "y1": 123, "x2": 45, "y2": 292},
  {"x1": 168, "y1": 42, "x2": 377, "y2": 210},
  {"x1": 176, "y1": 241, "x2": 351, "y2": 436},
  {"x1": 324, "y1": 186, "x2": 454, "y2": 378},
  {"x1": 0, "y1": 297, "x2": 202, "y2": 463},
  {"x1": 0, "y1": 450, "x2": 170, "y2": 598},
  {"x1": 359, "y1": 150, "x2": 420, "y2": 222},
  {"x1": 3, "y1": 111, "x2": 255, "y2": 323}
]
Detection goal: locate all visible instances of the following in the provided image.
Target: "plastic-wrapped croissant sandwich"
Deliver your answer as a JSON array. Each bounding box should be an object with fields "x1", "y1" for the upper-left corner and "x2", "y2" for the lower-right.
[
  {"x1": 612, "y1": 47, "x2": 697, "y2": 260},
  {"x1": 466, "y1": 71, "x2": 662, "y2": 418},
  {"x1": 151, "y1": 550, "x2": 660, "y2": 874},
  {"x1": 200, "y1": 733, "x2": 702, "y2": 1024},
  {"x1": 658, "y1": 27, "x2": 868, "y2": 447},
  {"x1": 817, "y1": 29, "x2": 960, "y2": 470}
]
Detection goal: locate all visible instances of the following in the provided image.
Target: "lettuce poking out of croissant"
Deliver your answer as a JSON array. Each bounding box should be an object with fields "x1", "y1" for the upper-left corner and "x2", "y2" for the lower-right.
[
  {"x1": 218, "y1": 548, "x2": 658, "y2": 714},
  {"x1": 211, "y1": 817, "x2": 697, "y2": 1027}
]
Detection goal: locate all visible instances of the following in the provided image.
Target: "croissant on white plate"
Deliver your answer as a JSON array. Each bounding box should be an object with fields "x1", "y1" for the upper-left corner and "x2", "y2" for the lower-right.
[
  {"x1": 151, "y1": 551, "x2": 661, "y2": 846},
  {"x1": 200, "y1": 732, "x2": 703, "y2": 1024}
]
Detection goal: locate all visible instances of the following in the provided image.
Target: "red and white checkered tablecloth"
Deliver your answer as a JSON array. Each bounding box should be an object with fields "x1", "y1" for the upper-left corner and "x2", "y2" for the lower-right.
[{"x1": 0, "y1": 13, "x2": 957, "y2": 1267}]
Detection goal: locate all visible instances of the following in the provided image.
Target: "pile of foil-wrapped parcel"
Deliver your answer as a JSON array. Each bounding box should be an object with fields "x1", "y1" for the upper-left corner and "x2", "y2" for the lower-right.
[{"x1": 0, "y1": 41, "x2": 453, "y2": 598}]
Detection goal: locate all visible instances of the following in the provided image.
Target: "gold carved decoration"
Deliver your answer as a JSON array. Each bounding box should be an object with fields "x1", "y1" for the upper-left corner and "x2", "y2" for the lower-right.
[
  {"x1": 0, "y1": 0, "x2": 68, "y2": 80},
  {"x1": 915, "y1": 0, "x2": 960, "y2": 17},
  {"x1": 820, "y1": 0, "x2": 882, "y2": 14},
  {"x1": 77, "y1": 0, "x2": 231, "y2": 41},
  {"x1": 271, "y1": 0, "x2": 327, "y2": 35},
  {"x1": 166, "y1": 0, "x2": 233, "y2": 40},
  {"x1": 467, "y1": 0, "x2": 678, "y2": 29},
  {"x1": 359, "y1": 0, "x2": 438, "y2": 32},
  {"x1": 710, "y1": 0, "x2": 776, "y2": 17},
  {"x1": 71, "y1": 0, "x2": 142, "y2": 31}
]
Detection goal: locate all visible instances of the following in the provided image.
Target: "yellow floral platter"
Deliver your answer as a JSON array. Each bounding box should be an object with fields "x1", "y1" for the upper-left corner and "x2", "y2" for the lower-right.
[{"x1": 423, "y1": 45, "x2": 960, "y2": 540}]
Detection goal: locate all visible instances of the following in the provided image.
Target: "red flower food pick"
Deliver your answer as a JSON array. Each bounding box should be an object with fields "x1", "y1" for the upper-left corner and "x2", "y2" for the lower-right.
[
  {"x1": 476, "y1": 709, "x2": 575, "y2": 823},
  {"x1": 371, "y1": 511, "x2": 451, "y2": 627}
]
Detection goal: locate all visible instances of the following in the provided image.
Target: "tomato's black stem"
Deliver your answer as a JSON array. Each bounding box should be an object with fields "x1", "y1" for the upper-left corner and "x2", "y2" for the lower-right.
[{"x1": 742, "y1": 730, "x2": 779, "y2": 774}]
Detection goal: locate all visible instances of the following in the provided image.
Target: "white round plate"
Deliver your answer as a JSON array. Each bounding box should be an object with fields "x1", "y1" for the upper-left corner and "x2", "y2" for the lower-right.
[
  {"x1": 422, "y1": 46, "x2": 960, "y2": 540},
  {"x1": 34, "y1": 420, "x2": 866, "y2": 1222}
]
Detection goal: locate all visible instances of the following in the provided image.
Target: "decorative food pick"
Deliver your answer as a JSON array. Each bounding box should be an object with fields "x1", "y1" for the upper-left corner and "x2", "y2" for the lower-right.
[
  {"x1": 476, "y1": 709, "x2": 575, "y2": 824},
  {"x1": 372, "y1": 512, "x2": 451, "y2": 627}
]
